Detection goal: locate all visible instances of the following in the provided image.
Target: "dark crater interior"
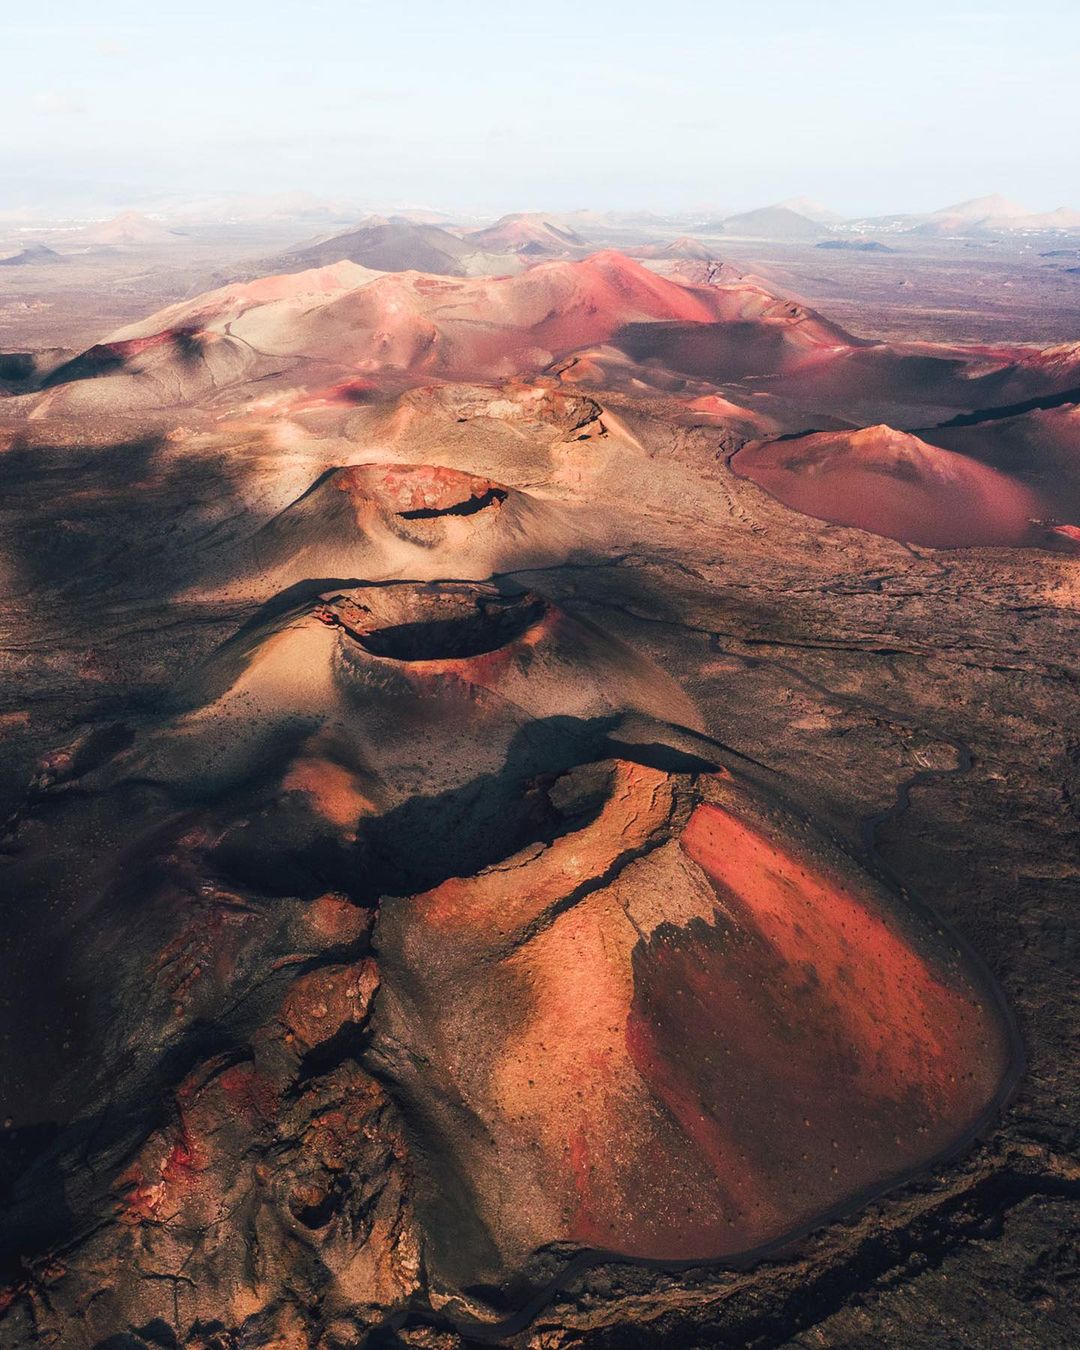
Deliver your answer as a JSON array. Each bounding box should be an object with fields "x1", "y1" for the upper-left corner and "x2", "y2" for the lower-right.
[{"x1": 354, "y1": 591, "x2": 546, "y2": 661}]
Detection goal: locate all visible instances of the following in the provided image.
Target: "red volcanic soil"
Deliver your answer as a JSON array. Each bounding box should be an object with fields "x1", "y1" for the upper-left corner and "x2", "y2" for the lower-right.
[
  {"x1": 321, "y1": 582, "x2": 700, "y2": 734},
  {"x1": 73, "y1": 251, "x2": 1070, "y2": 435},
  {"x1": 75, "y1": 254, "x2": 877, "y2": 422},
  {"x1": 39, "y1": 252, "x2": 781, "y2": 410},
  {"x1": 91, "y1": 253, "x2": 706, "y2": 358},
  {"x1": 734, "y1": 425, "x2": 1044, "y2": 547},
  {"x1": 429, "y1": 251, "x2": 725, "y2": 371},
  {"x1": 371, "y1": 762, "x2": 1013, "y2": 1288},
  {"x1": 673, "y1": 803, "x2": 1004, "y2": 1136},
  {"x1": 608, "y1": 283, "x2": 863, "y2": 383},
  {"x1": 1, "y1": 210, "x2": 1074, "y2": 1350},
  {"x1": 337, "y1": 462, "x2": 507, "y2": 517},
  {"x1": 683, "y1": 392, "x2": 783, "y2": 438},
  {"x1": 41, "y1": 327, "x2": 204, "y2": 386},
  {"x1": 927, "y1": 402, "x2": 1080, "y2": 524},
  {"x1": 27, "y1": 250, "x2": 1080, "y2": 431},
  {"x1": 626, "y1": 801, "x2": 1010, "y2": 1249},
  {"x1": 463, "y1": 212, "x2": 588, "y2": 255}
]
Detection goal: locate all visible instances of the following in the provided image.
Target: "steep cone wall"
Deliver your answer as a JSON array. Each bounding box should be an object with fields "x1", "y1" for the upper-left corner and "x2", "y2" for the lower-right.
[
  {"x1": 370, "y1": 763, "x2": 1015, "y2": 1303},
  {"x1": 734, "y1": 425, "x2": 1044, "y2": 547}
]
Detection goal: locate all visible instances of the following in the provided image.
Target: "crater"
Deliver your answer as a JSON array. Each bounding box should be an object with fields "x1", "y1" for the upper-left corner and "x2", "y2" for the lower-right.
[
  {"x1": 337, "y1": 463, "x2": 509, "y2": 520},
  {"x1": 397, "y1": 485, "x2": 508, "y2": 519},
  {"x1": 353, "y1": 759, "x2": 616, "y2": 902},
  {"x1": 327, "y1": 584, "x2": 547, "y2": 663},
  {"x1": 288, "y1": 1182, "x2": 342, "y2": 1229}
]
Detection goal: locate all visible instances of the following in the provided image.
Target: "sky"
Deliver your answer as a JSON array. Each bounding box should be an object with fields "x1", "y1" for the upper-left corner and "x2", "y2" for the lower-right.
[{"x1": 3, "y1": 0, "x2": 1078, "y2": 218}]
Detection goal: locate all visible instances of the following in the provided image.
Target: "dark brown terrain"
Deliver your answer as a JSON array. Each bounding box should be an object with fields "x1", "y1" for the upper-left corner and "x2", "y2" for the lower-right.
[{"x1": 0, "y1": 213, "x2": 1077, "y2": 1350}]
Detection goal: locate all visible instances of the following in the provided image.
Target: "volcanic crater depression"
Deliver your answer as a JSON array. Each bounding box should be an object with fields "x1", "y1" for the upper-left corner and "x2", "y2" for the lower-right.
[{"x1": 319, "y1": 585, "x2": 547, "y2": 662}]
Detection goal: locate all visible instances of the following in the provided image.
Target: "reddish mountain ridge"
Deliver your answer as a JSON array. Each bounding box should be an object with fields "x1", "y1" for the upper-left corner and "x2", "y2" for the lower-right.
[
  {"x1": 35, "y1": 252, "x2": 866, "y2": 413},
  {"x1": 733, "y1": 424, "x2": 1048, "y2": 547},
  {"x1": 30, "y1": 253, "x2": 1080, "y2": 442},
  {"x1": 927, "y1": 401, "x2": 1080, "y2": 529},
  {"x1": 463, "y1": 212, "x2": 589, "y2": 254}
]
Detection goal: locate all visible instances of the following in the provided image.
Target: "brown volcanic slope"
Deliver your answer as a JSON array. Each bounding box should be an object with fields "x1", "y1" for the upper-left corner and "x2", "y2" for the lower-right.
[
  {"x1": 191, "y1": 462, "x2": 589, "y2": 600},
  {"x1": 271, "y1": 220, "x2": 477, "y2": 276},
  {"x1": 1, "y1": 239, "x2": 1078, "y2": 1348},
  {"x1": 0, "y1": 573, "x2": 1015, "y2": 1342}
]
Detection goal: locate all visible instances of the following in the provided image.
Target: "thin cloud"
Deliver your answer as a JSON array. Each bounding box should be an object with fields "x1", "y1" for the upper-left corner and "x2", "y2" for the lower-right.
[{"x1": 32, "y1": 90, "x2": 86, "y2": 116}]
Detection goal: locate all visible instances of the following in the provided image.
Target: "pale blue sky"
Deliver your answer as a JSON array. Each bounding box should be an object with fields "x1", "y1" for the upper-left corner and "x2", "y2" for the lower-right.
[{"x1": 3, "y1": 1, "x2": 1077, "y2": 216}]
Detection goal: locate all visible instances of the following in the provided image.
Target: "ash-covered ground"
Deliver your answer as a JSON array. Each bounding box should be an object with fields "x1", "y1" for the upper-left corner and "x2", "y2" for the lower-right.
[{"x1": 0, "y1": 224, "x2": 1077, "y2": 1349}]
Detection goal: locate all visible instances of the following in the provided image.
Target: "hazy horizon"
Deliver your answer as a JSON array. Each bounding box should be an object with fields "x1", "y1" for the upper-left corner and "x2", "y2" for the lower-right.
[{"x1": 3, "y1": 1, "x2": 1078, "y2": 220}]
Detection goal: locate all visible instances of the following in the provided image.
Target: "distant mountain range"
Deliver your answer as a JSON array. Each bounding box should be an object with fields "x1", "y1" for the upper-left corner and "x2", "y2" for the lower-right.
[
  {"x1": 696, "y1": 195, "x2": 1080, "y2": 241},
  {"x1": 4, "y1": 195, "x2": 1078, "y2": 271},
  {"x1": 911, "y1": 195, "x2": 1080, "y2": 236}
]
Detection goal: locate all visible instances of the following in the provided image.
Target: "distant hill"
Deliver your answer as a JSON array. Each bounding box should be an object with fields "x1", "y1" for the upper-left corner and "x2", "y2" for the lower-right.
[
  {"x1": 0, "y1": 243, "x2": 64, "y2": 267},
  {"x1": 656, "y1": 236, "x2": 718, "y2": 260},
  {"x1": 386, "y1": 207, "x2": 458, "y2": 226},
  {"x1": 146, "y1": 191, "x2": 363, "y2": 224},
  {"x1": 273, "y1": 221, "x2": 476, "y2": 276},
  {"x1": 816, "y1": 239, "x2": 893, "y2": 253},
  {"x1": 920, "y1": 196, "x2": 1080, "y2": 237},
  {"x1": 1019, "y1": 208, "x2": 1080, "y2": 231},
  {"x1": 777, "y1": 197, "x2": 843, "y2": 224},
  {"x1": 79, "y1": 212, "x2": 182, "y2": 247},
  {"x1": 464, "y1": 213, "x2": 589, "y2": 255},
  {"x1": 933, "y1": 194, "x2": 1031, "y2": 221},
  {"x1": 706, "y1": 206, "x2": 824, "y2": 240}
]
